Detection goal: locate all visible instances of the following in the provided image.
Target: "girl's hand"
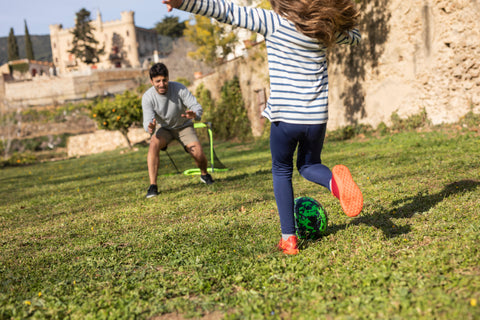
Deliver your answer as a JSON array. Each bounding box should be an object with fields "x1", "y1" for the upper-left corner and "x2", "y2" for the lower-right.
[{"x1": 162, "y1": 0, "x2": 183, "y2": 12}]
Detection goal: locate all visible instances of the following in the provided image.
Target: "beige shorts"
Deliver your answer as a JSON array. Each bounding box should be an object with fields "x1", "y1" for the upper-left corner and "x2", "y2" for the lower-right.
[{"x1": 155, "y1": 125, "x2": 199, "y2": 148}]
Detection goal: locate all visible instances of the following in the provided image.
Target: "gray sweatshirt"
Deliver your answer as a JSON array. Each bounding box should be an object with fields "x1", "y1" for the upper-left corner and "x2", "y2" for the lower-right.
[{"x1": 142, "y1": 81, "x2": 203, "y2": 132}]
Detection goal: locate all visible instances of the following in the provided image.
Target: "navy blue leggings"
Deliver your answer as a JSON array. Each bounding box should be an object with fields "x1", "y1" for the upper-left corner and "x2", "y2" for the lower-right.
[{"x1": 270, "y1": 121, "x2": 332, "y2": 234}]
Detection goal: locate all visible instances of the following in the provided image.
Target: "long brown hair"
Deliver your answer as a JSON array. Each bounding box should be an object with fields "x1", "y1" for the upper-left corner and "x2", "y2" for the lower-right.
[{"x1": 269, "y1": 0, "x2": 359, "y2": 46}]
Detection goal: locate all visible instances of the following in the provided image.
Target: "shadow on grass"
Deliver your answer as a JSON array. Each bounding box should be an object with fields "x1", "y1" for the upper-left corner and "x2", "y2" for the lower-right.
[{"x1": 328, "y1": 179, "x2": 480, "y2": 239}]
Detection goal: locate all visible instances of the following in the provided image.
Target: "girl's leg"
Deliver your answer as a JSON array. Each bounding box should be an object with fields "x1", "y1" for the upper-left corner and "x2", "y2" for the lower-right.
[
  {"x1": 297, "y1": 123, "x2": 363, "y2": 217},
  {"x1": 270, "y1": 122, "x2": 300, "y2": 235},
  {"x1": 297, "y1": 123, "x2": 332, "y2": 190}
]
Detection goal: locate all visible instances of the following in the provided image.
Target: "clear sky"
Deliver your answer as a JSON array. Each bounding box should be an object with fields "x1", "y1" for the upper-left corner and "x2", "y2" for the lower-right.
[{"x1": 0, "y1": 0, "x2": 191, "y2": 37}]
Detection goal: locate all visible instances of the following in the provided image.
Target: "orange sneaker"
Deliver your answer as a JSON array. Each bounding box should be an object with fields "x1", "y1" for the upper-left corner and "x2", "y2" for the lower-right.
[
  {"x1": 331, "y1": 165, "x2": 363, "y2": 217},
  {"x1": 277, "y1": 235, "x2": 299, "y2": 255}
]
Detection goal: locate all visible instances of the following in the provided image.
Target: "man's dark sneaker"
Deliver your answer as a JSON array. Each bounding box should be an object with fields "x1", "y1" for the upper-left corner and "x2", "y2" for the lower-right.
[
  {"x1": 200, "y1": 173, "x2": 214, "y2": 185},
  {"x1": 146, "y1": 184, "x2": 159, "y2": 198}
]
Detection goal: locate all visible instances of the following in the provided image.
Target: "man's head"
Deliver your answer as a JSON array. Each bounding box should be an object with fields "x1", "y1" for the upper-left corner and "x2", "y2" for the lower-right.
[{"x1": 149, "y1": 63, "x2": 169, "y2": 95}]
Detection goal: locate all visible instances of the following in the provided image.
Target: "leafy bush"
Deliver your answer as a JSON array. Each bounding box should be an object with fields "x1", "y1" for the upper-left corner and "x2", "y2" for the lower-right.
[
  {"x1": 1, "y1": 152, "x2": 37, "y2": 167},
  {"x1": 376, "y1": 121, "x2": 389, "y2": 136},
  {"x1": 195, "y1": 78, "x2": 252, "y2": 141},
  {"x1": 458, "y1": 110, "x2": 480, "y2": 129},
  {"x1": 327, "y1": 123, "x2": 373, "y2": 141},
  {"x1": 390, "y1": 108, "x2": 430, "y2": 131},
  {"x1": 326, "y1": 108, "x2": 436, "y2": 142},
  {"x1": 88, "y1": 90, "x2": 143, "y2": 148},
  {"x1": 211, "y1": 76, "x2": 252, "y2": 141}
]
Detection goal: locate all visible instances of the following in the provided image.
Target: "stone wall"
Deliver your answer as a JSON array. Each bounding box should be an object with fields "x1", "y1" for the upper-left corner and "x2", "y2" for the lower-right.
[
  {"x1": 67, "y1": 128, "x2": 150, "y2": 157},
  {"x1": 328, "y1": 0, "x2": 480, "y2": 129},
  {"x1": 3, "y1": 68, "x2": 148, "y2": 108},
  {"x1": 192, "y1": 0, "x2": 480, "y2": 134}
]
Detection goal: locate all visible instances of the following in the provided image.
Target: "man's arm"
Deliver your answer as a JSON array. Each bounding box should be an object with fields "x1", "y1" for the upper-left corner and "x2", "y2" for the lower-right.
[
  {"x1": 142, "y1": 94, "x2": 157, "y2": 133},
  {"x1": 178, "y1": 85, "x2": 203, "y2": 121}
]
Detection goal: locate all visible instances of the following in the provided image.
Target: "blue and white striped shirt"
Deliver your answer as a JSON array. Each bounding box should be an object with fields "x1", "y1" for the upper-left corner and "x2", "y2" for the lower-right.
[{"x1": 179, "y1": 0, "x2": 361, "y2": 124}]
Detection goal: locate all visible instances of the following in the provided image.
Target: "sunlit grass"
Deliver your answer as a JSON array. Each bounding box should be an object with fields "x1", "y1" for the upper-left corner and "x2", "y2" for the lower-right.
[{"x1": 1, "y1": 128, "x2": 479, "y2": 319}]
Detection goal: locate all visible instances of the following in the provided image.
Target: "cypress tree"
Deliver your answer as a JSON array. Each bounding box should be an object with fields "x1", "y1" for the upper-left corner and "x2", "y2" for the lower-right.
[
  {"x1": 7, "y1": 28, "x2": 20, "y2": 61},
  {"x1": 24, "y1": 20, "x2": 35, "y2": 61},
  {"x1": 69, "y1": 8, "x2": 104, "y2": 65}
]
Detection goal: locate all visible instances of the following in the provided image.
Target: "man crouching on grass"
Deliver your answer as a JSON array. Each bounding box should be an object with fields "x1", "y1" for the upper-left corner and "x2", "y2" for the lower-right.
[{"x1": 142, "y1": 62, "x2": 214, "y2": 198}]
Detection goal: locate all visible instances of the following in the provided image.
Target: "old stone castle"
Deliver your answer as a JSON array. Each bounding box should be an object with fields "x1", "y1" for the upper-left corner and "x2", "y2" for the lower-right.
[
  {"x1": 49, "y1": 11, "x2": 159, "y2": 74},
  {"x1": 0, "y1": 11, "x2": 167, "y2": 108}
]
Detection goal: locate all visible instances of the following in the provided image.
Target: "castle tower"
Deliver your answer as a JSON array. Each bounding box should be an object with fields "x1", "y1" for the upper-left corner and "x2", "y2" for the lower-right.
[{"x1": 120, "y1": 11, "x2": 140, "y2": 68}]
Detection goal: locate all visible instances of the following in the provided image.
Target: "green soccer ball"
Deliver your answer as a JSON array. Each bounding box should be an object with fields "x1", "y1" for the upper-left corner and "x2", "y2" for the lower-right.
[{"x1": 294, "y1": 196, "x2": 328, "y2": 239}]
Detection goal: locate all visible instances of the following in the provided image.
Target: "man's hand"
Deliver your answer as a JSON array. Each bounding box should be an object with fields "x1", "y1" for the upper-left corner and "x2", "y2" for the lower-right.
[
  {"x1": 148, "y1": 118, "x2": 156, "y2": 134},
  {"x1": 162, "y1": 0, "x2": 183, "y2": 12},
  {"x1": 181, "y1": 110, "x2": 197, "y2": 119}
]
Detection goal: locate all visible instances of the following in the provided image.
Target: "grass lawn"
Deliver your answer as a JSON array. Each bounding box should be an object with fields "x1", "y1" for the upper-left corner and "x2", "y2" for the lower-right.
[{"x1": 1, "y1": 126, "x2": 479, "y2": 319}]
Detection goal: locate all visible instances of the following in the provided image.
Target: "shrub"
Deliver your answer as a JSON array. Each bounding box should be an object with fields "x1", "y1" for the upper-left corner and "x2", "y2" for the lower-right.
[
  {"x1": 88, "y1": 90, "x2": 143, "y2": 148},
  {"x1": 390, "y1": 108, "x2": 430, "y2": 131},
  {"x1": 211, "y1": 76, "x2": 252, "y2": 141},
  {"x1": 376, "y1": 121, "x2": 389, "y2": 136},
  {"x1": 458, "y1": 110, "x2": 480, "y2": 129},
  {"x1": 194, "y1": 84, "x2": 216, "y2": 141},
  {"x1": 327, "y1": 123, "x2": 373, "y2": 141},
  {"x1": 195, "y1": 78, "x2": 252, "y2": 142},
  {"x1": 1, "y1": 152, "x2": 37, "y2": 167}
]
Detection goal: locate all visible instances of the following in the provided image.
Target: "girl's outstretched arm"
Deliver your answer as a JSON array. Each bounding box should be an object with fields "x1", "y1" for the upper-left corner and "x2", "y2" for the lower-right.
[{"x1": 164, "y1": 0, "x2": 275, "y2": 37}]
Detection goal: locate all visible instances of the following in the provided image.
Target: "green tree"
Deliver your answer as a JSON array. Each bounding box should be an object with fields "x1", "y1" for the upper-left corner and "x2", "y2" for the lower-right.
[
  {"x1": 69, "y1": 8, "x2": 105, "y2": 65},
  {"x1": 24, "y1": 20, "x2": 35, "y2": 60},
  {"x1": 7, "y1": 28, "x2": 19, "y2": 61},
  {"x1": 184, "y1": 15, "x2": 237, "y2": 66},
  {"x1": 89, "y1": 90, "x2": 143, "y2": 148},
  {"x1": 155, "y1": 16, "x2": 186, "y2": 38}
]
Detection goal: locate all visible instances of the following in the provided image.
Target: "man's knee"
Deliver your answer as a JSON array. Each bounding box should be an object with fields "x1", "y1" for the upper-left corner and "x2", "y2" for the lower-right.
[
  {"x1": 186, "y1": 141, "x2": 204, "y2": 158},
  {"x1": 150, "y1": 135, "x2": 167, "y2": 152}
]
